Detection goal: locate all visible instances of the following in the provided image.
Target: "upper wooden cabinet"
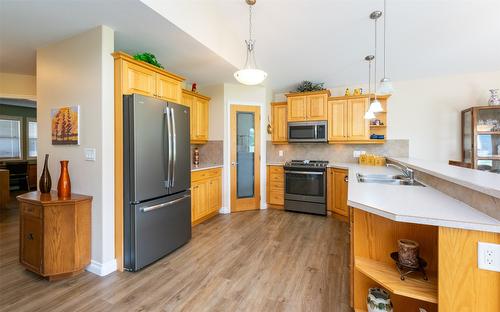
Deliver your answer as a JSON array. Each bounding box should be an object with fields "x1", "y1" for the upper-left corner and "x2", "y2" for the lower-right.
[
  {"x1": 286, "y1": 90, "x2": 330, "y2": 122},
  {"x1": 327, "y1": 95, "x2": 389, "y2": 143},
  {"x1": 181, "y1": 89, "x2": 210, "y2": 144},
  {"x1": 115, "y1": 51, "x2": 184, "y2": 104},
  {"x1": 271, "y1": 102, "x2": 288, "y2": 144}
]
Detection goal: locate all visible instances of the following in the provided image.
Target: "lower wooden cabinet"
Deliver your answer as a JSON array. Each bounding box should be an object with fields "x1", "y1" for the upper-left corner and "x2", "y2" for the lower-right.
[
  {"x1": 267, "y1": 165, "x2": 284, "y2": 207},
  {"x1": 327, "y1": 168, "x2": 349, "y2": 217},
  {"x1": 17, "y1": 191, "x2": 92, "y2": 280},
  {"x1": 191, "y1": 168, "x2": 222, "y2": 225}
]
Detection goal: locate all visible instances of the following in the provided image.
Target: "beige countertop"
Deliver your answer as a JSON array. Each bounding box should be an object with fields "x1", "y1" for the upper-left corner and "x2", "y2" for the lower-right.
[
  {"x1": 389, "y1": 157, "x2": 500, "y2": 198},
  {"x1": 267, "y1": 162, "x2": 285, "y2": 166},
  {"x1": 191, "y1": 164, "x2": 223, "y2": 172},
  {"x1": 328, "y1": 162, "x2": 500, "y2": 233}
]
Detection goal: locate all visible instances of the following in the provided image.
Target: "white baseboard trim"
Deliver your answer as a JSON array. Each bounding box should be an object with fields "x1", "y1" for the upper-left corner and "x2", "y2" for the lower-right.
[
  {"x1": 86, "y1": 259, "x2": 117, "y2": 276},
  {"x1": 219, "y1": 206, "x2": 230, "y2": 214}
]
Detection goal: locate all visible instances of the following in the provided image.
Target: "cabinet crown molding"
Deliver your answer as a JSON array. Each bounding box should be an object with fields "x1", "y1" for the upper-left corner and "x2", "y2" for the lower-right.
[{"x1": 112, "y1": 51, "x2": 185, "y2": 82}]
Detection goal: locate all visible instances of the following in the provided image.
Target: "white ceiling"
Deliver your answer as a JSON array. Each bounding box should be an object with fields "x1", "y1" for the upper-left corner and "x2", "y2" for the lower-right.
[
  {"x1": 142, "y1": 0, "x2": 500, "y2": 92},
  {"x1": 0, "y1": 0, "x2": 236, "y2": 85},
  {"x1": 1, "y1": 0, "x2": 499, "y2": 93}
]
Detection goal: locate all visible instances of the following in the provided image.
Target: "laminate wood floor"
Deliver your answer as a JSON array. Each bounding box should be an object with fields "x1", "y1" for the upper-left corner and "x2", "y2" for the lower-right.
[{"x1": 1, "y1": 199, "x2": 351, "y2": 312}]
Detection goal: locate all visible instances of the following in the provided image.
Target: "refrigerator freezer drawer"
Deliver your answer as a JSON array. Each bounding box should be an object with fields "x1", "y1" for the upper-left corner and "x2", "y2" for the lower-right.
[{"x1": 125, "y1": 193, "x2": 191, "y2": 271}]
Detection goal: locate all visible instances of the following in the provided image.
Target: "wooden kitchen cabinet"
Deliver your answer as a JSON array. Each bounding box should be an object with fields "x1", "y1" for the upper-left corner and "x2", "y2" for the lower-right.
[
  {"x1": 17, "y1": 191, "x2": 92, "y2": 280},
  {"x1": 181, "y1": 89, "x2": 210, "y2": 144},
  {"x1": 191, "y1": 167, "x2": 222, "y2": 225},
  {"x1": 271, "y1": 102, "x2": 288, "y2": 144},
  {"x1": 286, "y1": 90, "x2": 330, "y2": 122},
  {"x1": 122, "y1": 60, "x2": 156, "y2": 97},
  {"x1": 327, "y1": 168, "x2": 348, "y2": 217},
  {"x1": 156, "y1": 74, "x2": 181, "y2": 103},
  {"x1": 266, "y1": 165, "x2": 284, "y2": 207},
  {"x1": 327, "y1": 94, "x2": 389, "y2": 144}
]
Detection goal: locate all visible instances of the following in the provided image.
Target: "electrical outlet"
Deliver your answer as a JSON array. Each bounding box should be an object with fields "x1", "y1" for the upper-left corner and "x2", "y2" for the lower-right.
[
  {"x1": 278, "y1": 150, "x2": 284, "y2": 157},
  {"x1": 353, "y1": 150, "x2": 366, "y2": 158},
  {"x1": 478, "y1": 241, "x2": 500, "y2": 272}
]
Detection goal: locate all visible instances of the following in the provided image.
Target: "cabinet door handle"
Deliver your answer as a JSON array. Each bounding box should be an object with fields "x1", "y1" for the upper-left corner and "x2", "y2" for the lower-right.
[
  {"x1": 27, "y1": 233, "x2": 34, "y2": 240},
  {"x1": 344, "y1": 176, "x2": 349, "y2": 182}
]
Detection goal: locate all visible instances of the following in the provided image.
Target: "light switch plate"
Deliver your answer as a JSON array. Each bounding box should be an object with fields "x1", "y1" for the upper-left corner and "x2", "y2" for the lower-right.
[
  {"x1": 478, "y1": 241, "x2": 500, "y2": 272},
  {"x1": 279, "y1": 150, "x2": 284, "y2": 157},
  {"x1": 84, "y1": 148, "x2": 96, "y2": 161}
]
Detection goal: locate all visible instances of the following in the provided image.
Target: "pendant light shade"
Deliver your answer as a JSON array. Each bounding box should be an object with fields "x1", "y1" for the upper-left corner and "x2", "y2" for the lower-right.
[
  {"x1": 364, "y1": 110, "x2": 376, "y2": 120},
  {"x1": 234, "y1": 1, "x2": 267, "y2": 86},
  {"x1": 379, "y1": 0, "x2": 394, "y2": 94},
  {"x1": 379, "y1": 77, "x2": 394, "y2": 95},
  {"x1": 369, "y1": 99, "x2": 384, "y2": 113}
]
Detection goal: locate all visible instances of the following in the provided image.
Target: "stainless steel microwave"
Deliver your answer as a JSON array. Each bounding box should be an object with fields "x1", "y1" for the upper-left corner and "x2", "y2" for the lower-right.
[{"x1": 288, "y1": 121, "x2": 327, "y2": 143}]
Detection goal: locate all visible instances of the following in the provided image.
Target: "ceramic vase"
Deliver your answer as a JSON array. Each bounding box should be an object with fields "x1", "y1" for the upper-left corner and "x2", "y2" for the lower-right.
[
  {"x1": 367, "y1": 288, "x2": 393, "y2": 312},
  {"x1": 39, "y1": 154, "x2": 52, "y2": 193},
  {"x1": 57, "y1": 160, "x2": 71, "y2": 198},
  {"x1": 488, "y1": 89, "x2": 500, "y2": 106}
]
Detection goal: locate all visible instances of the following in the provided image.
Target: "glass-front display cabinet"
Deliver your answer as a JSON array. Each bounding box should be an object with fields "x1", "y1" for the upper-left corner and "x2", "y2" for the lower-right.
[{"x1": 461, "y1": 106, "x2": 500, "y2": 173}]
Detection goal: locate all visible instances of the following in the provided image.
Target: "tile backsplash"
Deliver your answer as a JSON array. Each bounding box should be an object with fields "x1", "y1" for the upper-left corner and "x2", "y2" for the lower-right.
[
  {"x1": 191, "y1": 140, "x2": 223, "y2": 165},
  {"x1": 266, "y1": 139, "x2": 409, "y2": 163}
]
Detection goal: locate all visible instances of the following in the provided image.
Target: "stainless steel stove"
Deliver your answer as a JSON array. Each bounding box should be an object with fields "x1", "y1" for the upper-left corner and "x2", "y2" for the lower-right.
[{"x1": 283, "y1": 160, "x2": 328, "y2": 215}]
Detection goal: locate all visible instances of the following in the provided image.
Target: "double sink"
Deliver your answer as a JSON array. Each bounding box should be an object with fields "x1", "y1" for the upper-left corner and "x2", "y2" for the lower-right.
[{"x1": 356, "y1": 173, "x2": 425, "y2": 187}]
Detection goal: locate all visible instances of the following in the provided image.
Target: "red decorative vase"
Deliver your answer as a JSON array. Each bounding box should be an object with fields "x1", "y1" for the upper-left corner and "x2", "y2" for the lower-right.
[{"x1": 57, "y1": 160, "x2": 71, "y2": 198}]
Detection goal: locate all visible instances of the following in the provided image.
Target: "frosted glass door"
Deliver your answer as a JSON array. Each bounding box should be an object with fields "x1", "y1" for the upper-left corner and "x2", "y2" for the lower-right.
[
  {"x1": 236, "y1": 112, "x2": 255, "y2": 198},
  {"x1": 462, "y1": 110, "x2": 472, "y2": 163}
]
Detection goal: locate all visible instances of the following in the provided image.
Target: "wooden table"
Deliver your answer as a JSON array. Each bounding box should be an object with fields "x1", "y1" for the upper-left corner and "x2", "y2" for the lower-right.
[
  {"x1": 0, "y1": 169, "x2": 9, "y2": 209},
  {"x1": 17, "y1": 191, "x2": 92, "y2": 280}
]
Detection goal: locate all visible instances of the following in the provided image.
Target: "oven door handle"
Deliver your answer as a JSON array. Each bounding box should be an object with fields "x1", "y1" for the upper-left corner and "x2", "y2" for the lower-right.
[{"x1": 285, "y1": 171, "x2": 324, "y2": 175}]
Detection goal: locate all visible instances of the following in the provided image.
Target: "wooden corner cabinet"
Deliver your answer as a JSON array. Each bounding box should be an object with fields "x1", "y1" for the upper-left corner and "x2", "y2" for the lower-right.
[
  {"x1": 285, "y1": 90, "x2": 331, "y2": 122},
  {"x1": 271, "y1": 102, "x2": 288, "y2": 144},
  {"x1": 191, "y1": 168, "x2": 222, "y2": 225},
  {"x1": 460, "y1": 105, "x2": 500, "y2": 173},
  {"x1": 327, "y1": 94, "x2": 389, "y2": 144},
  {"x1": 17, "y1": 191, "x2": 92, "y2": 281},
  {"x1": 181, "y1": 89, "x2": 210, "y2": 144}
]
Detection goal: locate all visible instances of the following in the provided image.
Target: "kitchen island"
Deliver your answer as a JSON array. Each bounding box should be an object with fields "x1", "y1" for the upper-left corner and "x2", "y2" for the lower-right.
[{"x1": 328, "y1": 162, "x2": 500, "y2": 312}]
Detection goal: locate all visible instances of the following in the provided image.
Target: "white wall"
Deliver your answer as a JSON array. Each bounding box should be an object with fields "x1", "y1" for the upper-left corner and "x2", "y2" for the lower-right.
[
  {"x1": 273, "y1": 70, "x2": 500, "y2": 162},
  {"x1": 223, "y1": 83, "x2": 268, "y2": 212},
  {"x1": 37, "y1": 26, "x2": 116, "y2": 276},
  {"x1": 0, "y1": 72, "x2": 36, "y2": 99}
]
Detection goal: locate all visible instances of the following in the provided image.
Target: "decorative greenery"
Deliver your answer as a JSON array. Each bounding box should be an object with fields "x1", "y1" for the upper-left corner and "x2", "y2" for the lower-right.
[
  {"x1": 133, "y1": 52, "x2": 164, "y2": 69},
  {"x1": 294, "y1": 81, "x2": 326, "y2": 93}
]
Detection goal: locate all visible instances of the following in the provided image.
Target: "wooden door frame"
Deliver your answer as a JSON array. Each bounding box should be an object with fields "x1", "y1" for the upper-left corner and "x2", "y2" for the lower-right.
[{"x1": 230, "y1": 105, "x2": 261, "y2": 212}]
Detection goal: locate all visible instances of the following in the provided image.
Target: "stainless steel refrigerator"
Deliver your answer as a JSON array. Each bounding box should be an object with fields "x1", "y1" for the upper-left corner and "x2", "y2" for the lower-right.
[{"x1": 123, "y1": 94, "x2": 191, "y2": 271}]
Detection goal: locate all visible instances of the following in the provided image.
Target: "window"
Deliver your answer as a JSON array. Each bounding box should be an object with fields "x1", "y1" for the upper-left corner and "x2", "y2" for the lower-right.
[
  {"x1": 27, "y1": 118, "x2": 37, "y2": 158},
  {"x1": 0, "y1": 116, "x2": 22, "y2": 159}
]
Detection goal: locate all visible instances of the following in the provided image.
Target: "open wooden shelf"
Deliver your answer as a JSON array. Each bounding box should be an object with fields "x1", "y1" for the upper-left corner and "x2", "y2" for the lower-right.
[
  {"x1": 370, "y1": 125, "x2": 386, "y2": 128},
  {"x1": 355, "y1": 256, "x2": 438, "y2": 304}
]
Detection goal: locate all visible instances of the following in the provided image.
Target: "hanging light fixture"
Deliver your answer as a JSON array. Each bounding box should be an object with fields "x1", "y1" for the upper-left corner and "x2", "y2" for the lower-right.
[
  {"x1": 234, "y1": 0, "x2": 267, "y2": 86},
  {"x1": 368, "y1": 10, "x2": 384, "y2": 113},
  {"x1": 364, "y1": 55, "x2": 376, "y2": 120},
  {"x1": 379, "y1": 0, "x2": 394, "y2": 94}
]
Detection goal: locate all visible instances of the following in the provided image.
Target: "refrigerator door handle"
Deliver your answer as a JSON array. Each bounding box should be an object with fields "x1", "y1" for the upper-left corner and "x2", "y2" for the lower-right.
[
  {"x1": 170, "y1": 107, "x2": 176, "y2": 188},
  {"x1": 140, "y1": 195, "x2": 191, "y2": 213},
  {"x1": 164, "y1": 107, "x2": 172, "y2": 188}
]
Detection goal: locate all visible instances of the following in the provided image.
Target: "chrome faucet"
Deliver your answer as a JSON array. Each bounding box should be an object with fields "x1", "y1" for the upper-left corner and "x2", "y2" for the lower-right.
[{"x1": 387, "y1": 163, "x2": 414, "y2": 181}]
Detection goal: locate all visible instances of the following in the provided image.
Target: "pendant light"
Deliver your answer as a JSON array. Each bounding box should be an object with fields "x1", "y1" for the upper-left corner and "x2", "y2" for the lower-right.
[
  {"x1": 234, "y1": 0, "x2": 268, "y2": 85},
  {"x1": 364, "y1": 55, "x2": 376, "y2": 120},
  {"x1": 368, "y1": 11, "x2": 384, "y2": 113},
  {"x1": 379, "y1": 0, "x2": 394, "y2": 94}
]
